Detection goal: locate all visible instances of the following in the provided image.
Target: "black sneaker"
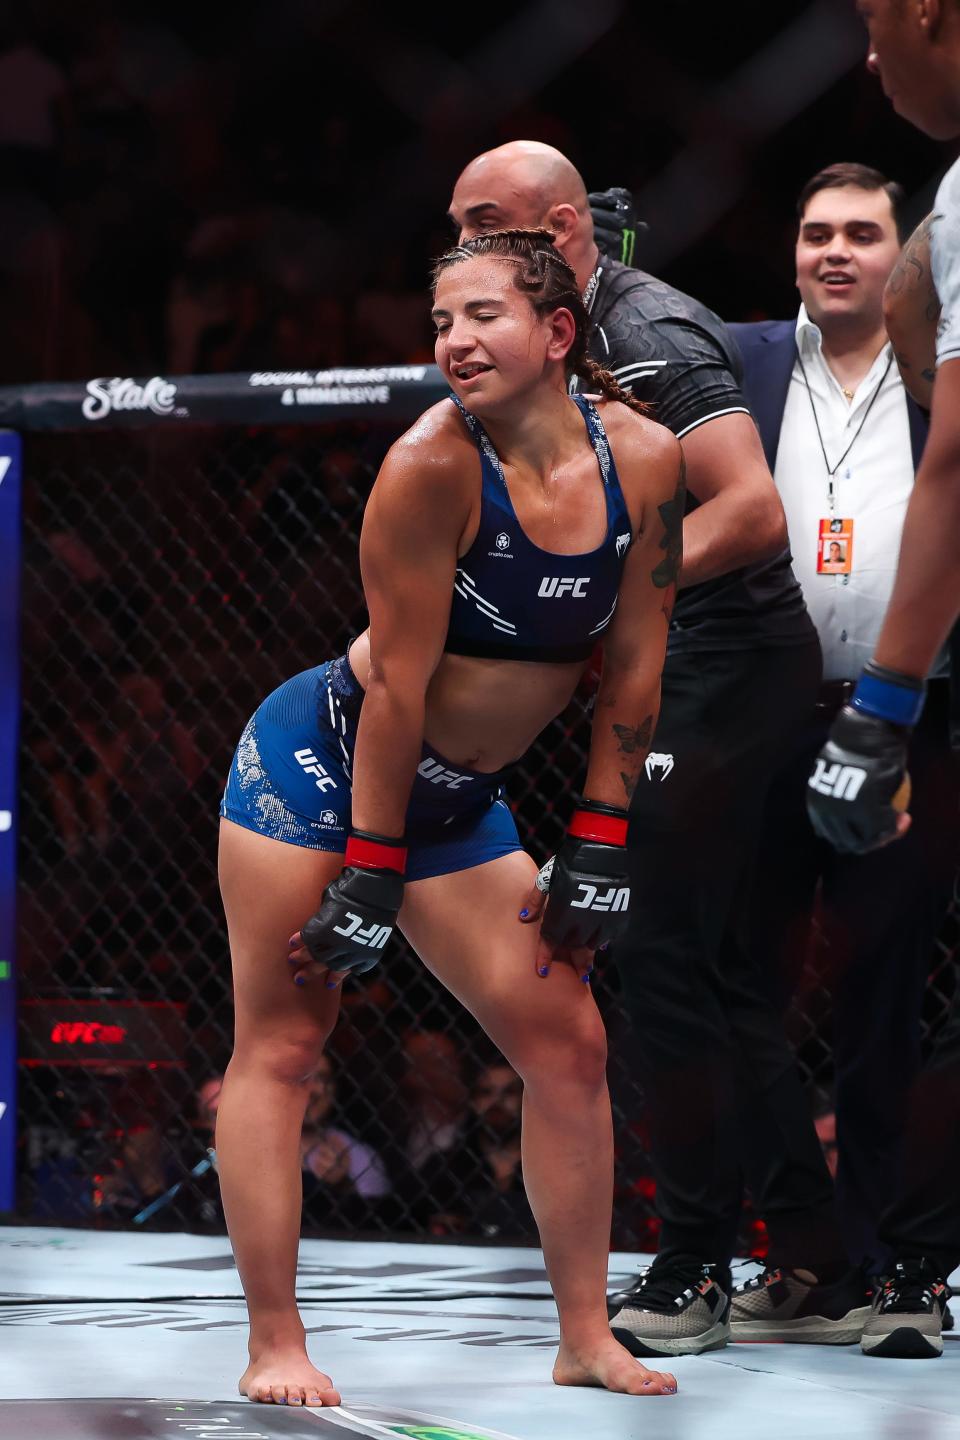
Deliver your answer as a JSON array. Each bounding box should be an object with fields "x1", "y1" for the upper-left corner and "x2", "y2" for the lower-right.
[
  {"x1": 608, "y1": 1256, "x2": 730, "y2": 1357},
  {"x1": 861, "y1": 1258, "x2": 948, "y2": 1358},
  {"x1": 730, "y1": 1265, "x2": 871, "y2": 1344}
]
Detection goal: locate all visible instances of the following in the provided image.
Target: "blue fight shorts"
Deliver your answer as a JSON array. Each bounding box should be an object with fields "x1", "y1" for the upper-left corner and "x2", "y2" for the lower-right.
[{"x1": 220, "y1": 653, "x2": 523, "y2": 882}]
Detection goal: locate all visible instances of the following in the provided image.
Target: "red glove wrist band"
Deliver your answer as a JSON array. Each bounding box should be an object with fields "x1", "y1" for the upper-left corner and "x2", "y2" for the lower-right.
[
  {"x1": 345, "y1": 832, "x2": 408, "y2": 873},
  {"x1": 568, "y1": 807, "x2": 629, "y2": 848}
]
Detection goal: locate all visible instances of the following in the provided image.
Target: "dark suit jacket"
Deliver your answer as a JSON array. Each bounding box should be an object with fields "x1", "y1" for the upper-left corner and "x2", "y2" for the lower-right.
[{"x1": 728, "y1": 318, "x2": 928, "y2": 472}]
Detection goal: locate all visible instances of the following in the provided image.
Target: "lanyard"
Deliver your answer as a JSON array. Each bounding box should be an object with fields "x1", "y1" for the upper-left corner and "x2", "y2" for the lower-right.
[{"x1": 796, "y1": 350, "x2": 893, "y2": 512}]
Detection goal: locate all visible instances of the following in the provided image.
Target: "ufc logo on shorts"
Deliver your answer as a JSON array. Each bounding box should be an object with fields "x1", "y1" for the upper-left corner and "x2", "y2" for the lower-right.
[
  {"x1": 418, "y1": 758, "x2": 474, "y2": 789},
  {"x1": 332, "y1": 912, "x2": 392, "y2": 948},
  {"x1": 570, "y1": 883, "x2": 630, "y2": 913},
  {"x1": 538, "y1": 576, "x2": 590, "y2": 598},
  {"x1": 808, "y1": 760, "x2": 868, "y2": 801},
  {"x1": 294, "y1": 748, "x2": 337, "y2": 793}
]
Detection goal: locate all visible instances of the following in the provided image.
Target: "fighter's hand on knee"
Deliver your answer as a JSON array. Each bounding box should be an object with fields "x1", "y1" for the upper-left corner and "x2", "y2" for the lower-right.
[
  {"x1": 520, "y1": 799, "x2": 631, "y2": 982},
  {"x1": 287, "y1": 831, "x2": 406, "y2": 988}
]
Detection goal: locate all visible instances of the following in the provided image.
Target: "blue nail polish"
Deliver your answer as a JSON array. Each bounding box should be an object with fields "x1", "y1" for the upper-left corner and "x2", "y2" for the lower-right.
[
  {"x1": 539, "y1": 966, "x2": 549, "y2": 977},
  {"x1": 582, "y1": 970, "x2": 593, "y2": 984},
  {"x1": 519, "y1": 908, "x2": 529, "y2": 919},
  {"x1": 326, "y1": 980, "x2": 338, "y2": 989},
  {"x1": 294, "y1": 974, "x2": 305, "y2": 987}
]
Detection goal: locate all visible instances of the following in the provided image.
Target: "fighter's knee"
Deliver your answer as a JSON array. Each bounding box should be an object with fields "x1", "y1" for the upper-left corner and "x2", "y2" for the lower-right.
[
  {"x1": 232, "y1": 1027, "x2": 332, "y2": 1086},
  {"x1": 513, "y1": 1011, "x2": 608, "y2": 1094}
]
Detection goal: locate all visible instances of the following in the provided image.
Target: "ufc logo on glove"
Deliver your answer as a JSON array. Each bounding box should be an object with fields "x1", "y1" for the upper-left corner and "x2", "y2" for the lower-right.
[
  {"x1": 808, "y1": 759, "x2": 868, "y2": 801},
  {"x1": 331, "y1": 912, "x2": 392, "y2": 949},
  {"x1": 570, "y1": 883, "x2": 630, "y2": 912}
]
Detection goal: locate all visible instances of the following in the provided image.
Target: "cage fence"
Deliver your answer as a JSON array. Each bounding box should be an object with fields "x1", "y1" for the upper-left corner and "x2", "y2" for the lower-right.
[{"x1": 8, "y1": 373, "x2": 958, "y2": 1255}]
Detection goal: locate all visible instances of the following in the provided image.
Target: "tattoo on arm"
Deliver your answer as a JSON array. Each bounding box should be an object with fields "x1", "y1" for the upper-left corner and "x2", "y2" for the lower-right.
[
  {"x1": 888, "y1": 216, "x2": 939, "y2": 321},
  {"x1": 613, "y1": 717, "x2": 653, "y2": 755},
  {"x1": 614, "y1": 716, "x2": 654, "y2": 803},
  {"x1": 651, "y1": 453, "x2": 686, "y2": 590}
]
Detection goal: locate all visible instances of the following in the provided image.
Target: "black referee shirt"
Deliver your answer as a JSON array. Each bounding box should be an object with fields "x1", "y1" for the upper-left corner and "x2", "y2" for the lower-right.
[{"x1": 581, "y1": 260, "x2": 812, "y2": 653}]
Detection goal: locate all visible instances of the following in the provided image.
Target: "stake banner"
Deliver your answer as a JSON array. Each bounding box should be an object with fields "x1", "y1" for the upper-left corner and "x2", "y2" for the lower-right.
[{"x1": 0, "y1": 367, "x2": 452, "y2": 432}]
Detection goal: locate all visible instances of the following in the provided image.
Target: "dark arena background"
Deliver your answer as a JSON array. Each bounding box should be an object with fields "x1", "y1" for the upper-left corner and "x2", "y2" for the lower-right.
[{"x1": 1, "y1": 3, "x2": 960, "y2": 1437}]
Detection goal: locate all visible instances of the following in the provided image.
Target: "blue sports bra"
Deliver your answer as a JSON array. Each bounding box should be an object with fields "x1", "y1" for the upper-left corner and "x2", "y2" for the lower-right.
[{"x1": 444, "y1": 394, "x2": 634, "y2": 663}]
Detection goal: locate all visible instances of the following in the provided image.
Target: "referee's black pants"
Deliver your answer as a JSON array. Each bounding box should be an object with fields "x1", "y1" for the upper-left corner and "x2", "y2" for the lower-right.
[
  {"x1": 613, "y1": 636, "x2": 834, "y2": 1286},
  {"x1": 744, "y1": 678, "x2": 960, "y2": 1275},
  {"x1": 878, "y1": 996, "x2": 960, "y2": 1278}
]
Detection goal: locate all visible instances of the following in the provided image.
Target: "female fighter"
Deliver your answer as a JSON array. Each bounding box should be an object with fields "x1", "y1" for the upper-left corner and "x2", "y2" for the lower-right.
[{"x1": 216, "y1": 228, "x2": 685, "y2": 1406}]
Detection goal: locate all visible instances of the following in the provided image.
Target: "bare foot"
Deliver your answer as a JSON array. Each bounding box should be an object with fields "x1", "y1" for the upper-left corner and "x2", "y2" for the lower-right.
[
  {"x1": 239, "y1": 1343, "x2": 341, "y2": 1407},
  {"x1": 553, "y1": 1336, "x2": 677, "y2": 1395}
]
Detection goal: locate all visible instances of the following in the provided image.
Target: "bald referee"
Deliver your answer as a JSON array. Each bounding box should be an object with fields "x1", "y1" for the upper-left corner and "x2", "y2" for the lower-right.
[{"x1": 449, "y1": 142, "x2": 827, "y2": 1358}]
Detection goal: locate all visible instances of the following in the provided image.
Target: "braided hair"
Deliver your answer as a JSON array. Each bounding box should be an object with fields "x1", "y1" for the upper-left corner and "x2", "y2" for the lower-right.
[{"x1": 431, "y1": 228, "x2": 649, "y2": 417}]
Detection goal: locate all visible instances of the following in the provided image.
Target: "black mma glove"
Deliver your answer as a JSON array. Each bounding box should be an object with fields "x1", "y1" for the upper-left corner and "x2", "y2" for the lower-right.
[
  {"x1": 587, "y1": 186, "x2": 645, "y2": 267},
  {"x1": 806, "y1": 660, "x2": 925, "y2": 855},
  {"x1": 299, "y1": 830, "x2": 405, "y2": 976},
  {"x1": 540, "y1": 798, "x2": 631, "y2": 950}
]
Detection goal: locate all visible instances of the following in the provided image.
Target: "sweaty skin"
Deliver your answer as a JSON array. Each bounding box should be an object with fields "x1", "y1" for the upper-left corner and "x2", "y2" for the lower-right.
[{"x1": 347, "y1": 397, "x2": 677, "y2": 777}]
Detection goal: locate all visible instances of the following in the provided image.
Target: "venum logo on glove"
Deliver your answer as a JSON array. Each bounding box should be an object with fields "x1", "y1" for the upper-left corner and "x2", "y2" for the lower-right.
[
  {"x1": 570, "y1": 882, "x2": 630, "y2": 913},
  {"x1": 808, "y1": 759, "x2": 867, "y2": 801}
]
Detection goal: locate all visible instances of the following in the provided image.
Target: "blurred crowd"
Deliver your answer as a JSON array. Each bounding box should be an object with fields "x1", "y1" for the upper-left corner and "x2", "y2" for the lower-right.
[{"x1": 0, "y1": 8, "x2": 444, "y2": 389}]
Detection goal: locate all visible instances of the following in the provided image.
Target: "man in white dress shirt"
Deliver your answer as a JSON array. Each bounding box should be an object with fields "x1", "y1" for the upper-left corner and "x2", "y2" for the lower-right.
[{"x1": 727, "y1": 162, "x2": 960, "y2": 1346}]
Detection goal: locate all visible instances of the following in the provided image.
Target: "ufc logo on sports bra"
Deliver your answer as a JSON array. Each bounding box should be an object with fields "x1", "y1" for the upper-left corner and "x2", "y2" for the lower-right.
[
  {"x1": 333, "y1": 912, "x2": 393, "y2": 948},
  {"x1": 571, "y1": 883, "x2": 630, "y2": 913},
  {"x1": 538, "y1": 576, "x2": 590, "y2": 599},
  {"x1": 418, "y1": 758, "x2": 475, "y2": 789},
  {"x1": 808, "y1": 760, "x2": 868, "y2": 801},
  {"x1": 294, "y1": 748, "x2": 338, "y2": 793}
]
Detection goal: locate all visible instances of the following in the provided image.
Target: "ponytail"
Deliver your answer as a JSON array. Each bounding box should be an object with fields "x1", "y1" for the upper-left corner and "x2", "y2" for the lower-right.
[{"x1": 579, "y1": 356, "x2": 649, "y2": 418}]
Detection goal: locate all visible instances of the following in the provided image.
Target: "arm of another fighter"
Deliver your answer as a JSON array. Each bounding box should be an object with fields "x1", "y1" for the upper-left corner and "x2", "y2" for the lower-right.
[
  {"x1": 805, "y1": 361, "x2": 960, "y2": 854},
  {"x1": 522, "y1": 425, "x2": 684, "y2": 979},
  {"x1": 288, "y1": 427, "x2": 472, "y2": 983},
  {"x1": 884, "y1": 214, "x2": 939, "y2": 411},
  {"x1": 873, "y1": 358, "x2": 960, "y2": 679}
]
